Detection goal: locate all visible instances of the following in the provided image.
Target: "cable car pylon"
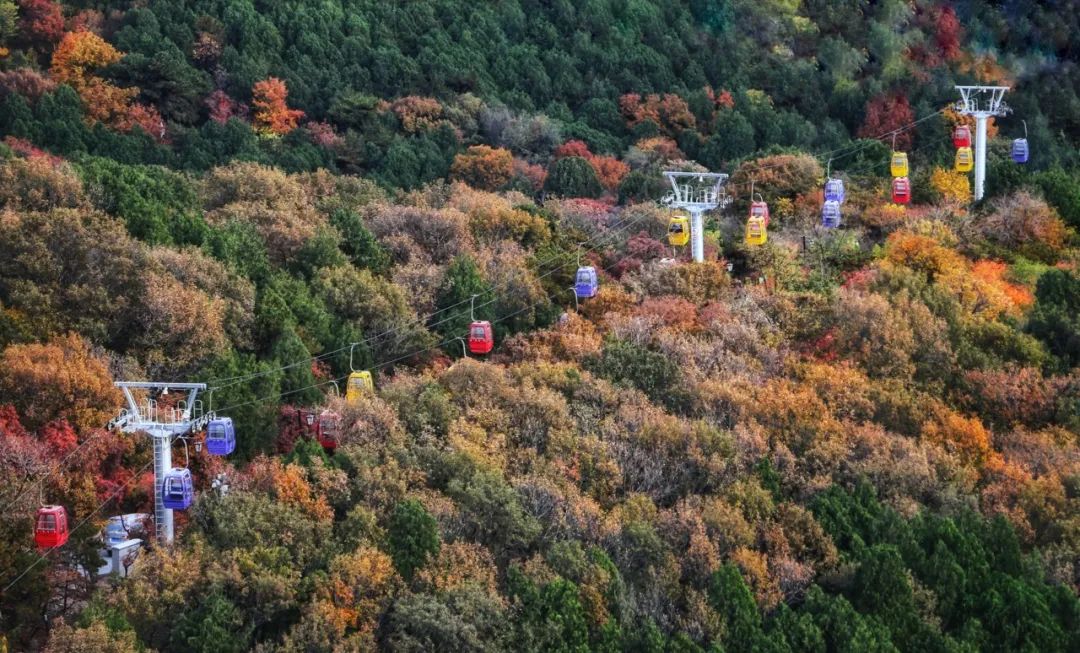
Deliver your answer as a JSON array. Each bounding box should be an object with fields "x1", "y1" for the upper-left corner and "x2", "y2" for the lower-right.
[
  {"x1": 661, "y1": 171, "x2": 728, "y2": 263},
  {"x1": 954, "y1": 85, "x2": 1010, "y2": 200},
  {"x1": 107, "y1": 381, "x2": 209, "y2": 545}
]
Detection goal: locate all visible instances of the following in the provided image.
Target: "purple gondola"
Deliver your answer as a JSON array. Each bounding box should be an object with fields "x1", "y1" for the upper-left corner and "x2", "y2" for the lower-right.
[
  {"x1": 824, "y1": 178, "x2": 845, "y2": 204},
  {"x1": 206, "y1": 417, "x2": 235, "y2": 456},
  {"x1": 161, "y1": 468, "x2": 194, "y2": 510},
  {"x1": 1011, "y1": 138, "x2": 1029, "y2": 164},
  {"x1": 822, "y1": 200, "x2": 841, "y2": 228},
  {"x1": 574, "y1": 266, "x2": 598, "y2": 299}
]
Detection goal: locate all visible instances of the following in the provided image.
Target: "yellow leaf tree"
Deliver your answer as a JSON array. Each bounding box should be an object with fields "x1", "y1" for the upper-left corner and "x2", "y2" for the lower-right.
[{"x1": 930, "y1": 166, "x2": 972, "y2": 205}]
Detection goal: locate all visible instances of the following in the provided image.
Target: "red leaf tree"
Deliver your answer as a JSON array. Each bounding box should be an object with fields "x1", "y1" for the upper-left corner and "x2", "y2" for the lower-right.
[
  {"x1": 551, "y1": 139, "x2": 629, "y2": 192},
  {"x1": 18, "y1": 0, "x2": 64, "y2": 49},
  {"x1": 205, "y1": 88, "x2": 245, "y2": 124},
  {"x1": 857, "y1": 92, "x2": 915, "y2": 150},
  {"x1": 934, "y1": 6, "x2": 962, "y2": 62}
]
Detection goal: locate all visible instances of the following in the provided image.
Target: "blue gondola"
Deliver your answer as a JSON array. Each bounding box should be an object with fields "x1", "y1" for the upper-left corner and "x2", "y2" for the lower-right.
[
  {"x1": 821, "y1": 200, "x2": 841, "y2": 228},
  {"x1": 161, "y1": 468, "x2": 194, "y2": 510},
  {"x1": 205, "y1": 417, "x2": 235, "y2": 456},
  {"x1": 574, "y1": 266, "x2": 598, "y2": 299},
  {"x1": 1011, "y1": 138, "x2": 1029, "y2": 164},
  {"x1": 824, "y1": 178, "x2": 845, "y2": 204}
]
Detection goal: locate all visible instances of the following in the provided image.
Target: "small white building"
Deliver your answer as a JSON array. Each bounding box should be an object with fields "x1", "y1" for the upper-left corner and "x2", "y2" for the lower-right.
[{"x1": 96, "y1": 513, "x2": 150, "y2": 577}]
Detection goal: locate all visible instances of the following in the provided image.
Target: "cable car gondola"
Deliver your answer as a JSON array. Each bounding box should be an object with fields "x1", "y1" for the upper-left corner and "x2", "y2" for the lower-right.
[
  {"x1": 750, "y1": 199, "x2": 770, "y2": 227},
  {"x1": 1011, "y1": 139, "x2": 1029, "y2": 164},
  {"x1": 890, "y1": 151, "x2": 909, "y2": 178},
  {"x1": 668, "y1": 216, "x2": 690, "y2": 247},
  {"x1": 952, "y1": 125, "x2": 971, "y2": 148},
  {"x1": 891, "y1": 177, "x2": 911, "y2": 205},
  {"x1": 1012, "y1": 119, "x2": 1029, "y2": 164},
  {"x1": 955, "y1": 147, "x2": 973, "y2": 173},
  {"x1": 468, "y1": 321, "x2": 494, "y2": 355},
  {"x1": 344, "y1": 344, "x2": 374, "y2": 405},
  {"x1": 161, "y1": 468, "x2": 194, "y2": 510},
  {"x1": 345, "y1": 371, "x2": 374, "y2": 404},
  {"x1": 317, "y1": 409, "x2": 339, "y2": 453},
  {"x1": 296, "y1": 408, "x2": 340, "y2": 453},
  {"x1": 205, "y1": 417, "x2": 235, "y2": 456},
  {"x1": 574, "y1": 266, "x2": 598, "y2": 299},
  {"x1": 821, "y1": 200, "x2": 841, "y2": 228},
  {"x1": 34, "y1": 505, "x2": 69, "y2": 549},
  {"x1": 745, "y1": 216, "x2": 767, "y2": 246},
  {"x1": 824, "y1": 178, "x2": 845, "y2": 204}
]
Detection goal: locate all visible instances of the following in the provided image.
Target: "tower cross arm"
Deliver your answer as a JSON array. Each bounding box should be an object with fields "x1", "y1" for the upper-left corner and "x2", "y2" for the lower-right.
[{"x1": 954, "y1": 85, "x2": 1011, "y2": 116}]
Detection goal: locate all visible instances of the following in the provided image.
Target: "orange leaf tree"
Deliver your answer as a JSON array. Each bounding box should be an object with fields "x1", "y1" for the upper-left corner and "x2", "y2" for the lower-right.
[
  {"x1": 591, "y1": 155, "x2": 630, "y2": 192},
  {"x1": 922, "y1": 405, "x2": 994, "y2": 468},
  {"x1": 50, "y1": 30, "x2": 136, "y2": 125},
  {"x1": 389, "y1": 96, "x2": 442, "y2": 133},
  {"x1": 934, "y1": 6, "x2": 963, "y2": 62},
  {"x1": 0, "y1": 332, "x2": 121, "y2": 432},
  {"x1": 619, "y1": 93, "x2": 695, "y2": 136},
  {"x1": 251, "y1": 77, "x2": 304, "y2": 136},
  {"x1": 449, "y1": 145, "x2": 513, "y2": 190},
  {"x1": 317, "y1": 546, "x2": 401, "y2": 638}
]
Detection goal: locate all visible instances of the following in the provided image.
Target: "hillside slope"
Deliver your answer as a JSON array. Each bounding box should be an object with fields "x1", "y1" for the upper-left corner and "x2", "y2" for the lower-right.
[{"x1": 0, "y1": 1, "x2": 1079, "y2": 652}]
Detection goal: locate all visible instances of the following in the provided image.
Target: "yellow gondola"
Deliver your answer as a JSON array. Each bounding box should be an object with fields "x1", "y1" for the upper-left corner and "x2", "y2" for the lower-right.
[
  {"x1": 745, "y1": 216, "x2": 767, "y2": 246},
  {"x1": 890, "y1": 151, "x2": 909, "y2": 177},
  {"x1": 345, "y1": 370, "x2": 374, "y2": 403},
  {"x1": 954, "y1": 146, "x2": 973, "y2": 172},
  {"x1": 668, "y1": 216, "x2": 690, "y2": 247}
]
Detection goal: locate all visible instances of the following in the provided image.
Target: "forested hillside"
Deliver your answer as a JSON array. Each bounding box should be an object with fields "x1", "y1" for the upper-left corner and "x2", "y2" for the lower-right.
[{"x1": 1, "y1": 0, "x2": 1080, "y2": 651}]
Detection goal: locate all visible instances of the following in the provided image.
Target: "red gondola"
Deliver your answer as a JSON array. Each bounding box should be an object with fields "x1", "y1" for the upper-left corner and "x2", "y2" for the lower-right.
[
  {"x1": 750, "y1": 200, "x2": 770, "y2": 227},
  {"x1": 468, "y1": 320, "x2": 494, "y2": 355},
  {"x1": 35, "y1": 505, "x2": 69, "y2": 549},
  {"x1": 295, "y1": 408, "x2": 340, "y2": 453},
  {"x1": 952, "y1": 125, "x2": 971, "y2": 148},
  {"x1": 317, "y1": 410, "x2": 339, "y2": 453},
  {"x1": 891, "y1": 177, "x2": 911, "y2": 205}
]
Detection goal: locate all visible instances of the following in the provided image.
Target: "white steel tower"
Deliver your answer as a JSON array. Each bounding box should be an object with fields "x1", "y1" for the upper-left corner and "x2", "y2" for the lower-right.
[
  {"x1": 107, "y1": 382, "x2": 208, "y2": 545},
  {"x1": 662, "y1": 171, "x2": 729, "y2": 262},
  {"x1": 954, "y1": 86, "x2": 1010, "y2": 201}
]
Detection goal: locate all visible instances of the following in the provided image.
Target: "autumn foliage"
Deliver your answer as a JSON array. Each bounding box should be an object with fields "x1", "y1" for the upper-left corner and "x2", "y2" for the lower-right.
[
  {"x1": 450, "y1": 144, "x2": 513, "y2": 190},
  {"x1": 50, "y1": 31, "x2": 135, "y2": 124},
  {"x1": 0, "y1": 332, "x2": 120, "y2": 431},
  {"x1": 251, "y1": 77, "x2": 304, "y2": 136},
  {"x1": 979, "y1": 192, "x2": 1071, "y2": 262},
  {"x1": 0, "y1": 2, "x2": 1078, "y2": 651},
  {"x1": 17, "y1": 0, "x2": 63, "y2": 49},
  {"x1": 858, "y1": 93, "x2": 915, "y2": 149},
  {"x1": 619, "y1": 93, "x2": 696, "y2": 136},
  {"x1": 205, "y1": 89, "x2": 245, "y2": 124},
  {"x1": 389, "y1": 95, "x2": 443, "y2": 133},
  {"x1": 552, "y1": 139, "x2": 629, "y2": 192},
  {"x1": 929, "y1": 166, "x2": 972, "y2": 205},
  {"x1": 49, "y1": 30, "x2": 165, "y2": 140}
]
